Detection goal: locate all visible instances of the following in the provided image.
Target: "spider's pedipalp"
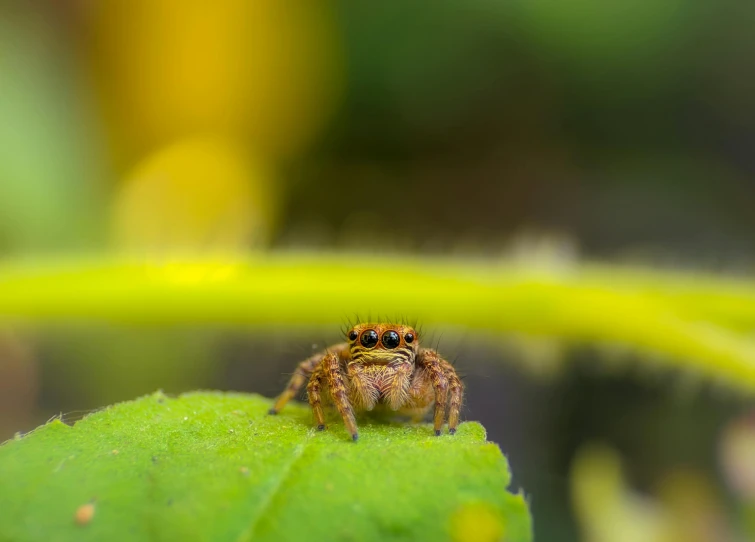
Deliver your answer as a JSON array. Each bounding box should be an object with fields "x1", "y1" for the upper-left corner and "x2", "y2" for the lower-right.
[{"x1": 386, "y1": 362, "x2": 413, "y2": 411}]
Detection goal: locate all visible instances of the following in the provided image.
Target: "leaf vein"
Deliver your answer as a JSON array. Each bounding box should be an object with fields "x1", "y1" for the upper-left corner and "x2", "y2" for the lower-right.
[{"x1": 236, "y1": 432, "x2": 314, "y2": 542}]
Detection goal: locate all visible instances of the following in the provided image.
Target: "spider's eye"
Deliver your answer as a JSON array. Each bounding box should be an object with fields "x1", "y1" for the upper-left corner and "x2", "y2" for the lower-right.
[
  {"x1": 382, "y1": 330, "x2": 401, "y2": 349},
  {"x1": 360, "y1": 330, "x2": 379, "y2": 348},
  {"x1": 348, "y1": 330, "x2": 358, "y2": 341},
  {"x1": 404, "y1": 332, "x2": 415, "y2": 344}
]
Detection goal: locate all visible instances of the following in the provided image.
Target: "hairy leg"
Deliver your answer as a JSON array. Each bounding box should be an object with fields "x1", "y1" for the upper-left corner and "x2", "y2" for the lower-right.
[
  {"x1": 417, "y1": 349, "x2": 449, "y2": 435},
  {"x1": 400, "y1": 367, "x2": 434, "y2": 421},
  {"x1": 407, "y1": 366, "x2": 434, "y2": 406},
  {"x1": 439, "y1": 359, "x2": 463, "y2": 434},
  {"x1": 324, "y1": 350, "x2": 359, "y2": 441},
  {"x1": 306, "y1": 368, "x2": 326, "y2": 430},
  {"x1": 269, "y1": 343, "x2": 348, "y2": 414}
]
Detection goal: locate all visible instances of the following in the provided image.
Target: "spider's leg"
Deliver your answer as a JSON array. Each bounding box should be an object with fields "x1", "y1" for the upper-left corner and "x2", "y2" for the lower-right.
[
  {"x1": 417, "y1": 349, "x2": 450, "y2": 436},
  {"x1": 269, "y1": 343, "x2": 347, "y2": 414},
  {"x1": 405, "y1": 366, "x2": 434, "y2": 418},
  {"x1": 306, "y1": 367, "x2": 326, "y2": 430},
  {"x1": 407, "y1": 365, "x2": 432, "y2": 402},
  {"x1": 324, "y1": 350, "x2": 359, "y2": 441},
  {"x1": 438, "y1": 358, "x2": 463, "y2": 434}
]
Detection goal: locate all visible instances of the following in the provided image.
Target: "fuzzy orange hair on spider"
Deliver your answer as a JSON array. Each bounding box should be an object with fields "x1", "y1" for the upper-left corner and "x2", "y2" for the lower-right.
[{"x1": 269, "y1": 323, "x2": 462, "y2": 441}]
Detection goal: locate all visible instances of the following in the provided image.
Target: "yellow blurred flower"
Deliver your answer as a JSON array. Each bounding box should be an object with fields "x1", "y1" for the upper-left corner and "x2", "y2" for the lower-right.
[
  {"x1": 87, "y1": 0, "x2": 342, "y2": 163},
  {"x1": 111, "y1": 136, "x2": 275, "y2": 252}
]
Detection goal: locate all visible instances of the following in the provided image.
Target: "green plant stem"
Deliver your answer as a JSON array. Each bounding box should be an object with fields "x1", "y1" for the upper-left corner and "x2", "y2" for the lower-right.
[{"x1": 0, "y1": 253, "x2": 754, "y2": 392}]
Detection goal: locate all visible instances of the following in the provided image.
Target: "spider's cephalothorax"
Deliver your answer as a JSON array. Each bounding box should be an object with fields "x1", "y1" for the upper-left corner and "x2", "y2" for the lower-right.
[{"x1": 268, "y1": 323, "x2": 463, "y2": 441}]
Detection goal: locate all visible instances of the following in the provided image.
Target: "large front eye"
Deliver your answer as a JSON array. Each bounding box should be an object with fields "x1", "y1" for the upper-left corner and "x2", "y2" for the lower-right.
[
  {"x1": 382, "y1": 331, "x2": 400, "y2": 349},
  {"x1": 360, "y1": 330, "x2": 379, "y2": 348}
]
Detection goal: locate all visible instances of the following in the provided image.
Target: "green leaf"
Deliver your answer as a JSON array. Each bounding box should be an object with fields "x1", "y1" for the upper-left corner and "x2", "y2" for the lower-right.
[{"x1": 0, "y1": 391, "x2": 532, "y2": 542}]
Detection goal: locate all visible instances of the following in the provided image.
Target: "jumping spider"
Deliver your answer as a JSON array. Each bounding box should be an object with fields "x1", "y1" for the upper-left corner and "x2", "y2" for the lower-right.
[{"x1": 269, "y1": 323, "x2": 463, "y2": 441}]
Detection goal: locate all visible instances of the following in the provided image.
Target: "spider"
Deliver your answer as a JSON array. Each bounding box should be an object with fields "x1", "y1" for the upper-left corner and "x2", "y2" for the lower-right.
[{"x1": 268, "y1": 323, "x2": 463, "y2": 441}]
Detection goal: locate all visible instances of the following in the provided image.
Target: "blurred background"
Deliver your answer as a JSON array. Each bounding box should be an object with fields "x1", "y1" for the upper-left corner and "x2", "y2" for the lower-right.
[{"x1": 1, "y1": 1, "x2": 755, "y2": 540}]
